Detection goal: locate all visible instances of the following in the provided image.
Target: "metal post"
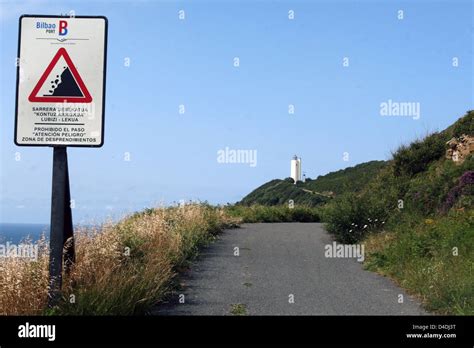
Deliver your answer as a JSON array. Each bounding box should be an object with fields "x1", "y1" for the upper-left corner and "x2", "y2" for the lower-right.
[
  {"x1": 48, "y1": 146, "x2": 75, "y2": 307},
  {"x1": 63, "y1": 154, "x2": 75, "y2": 274}
]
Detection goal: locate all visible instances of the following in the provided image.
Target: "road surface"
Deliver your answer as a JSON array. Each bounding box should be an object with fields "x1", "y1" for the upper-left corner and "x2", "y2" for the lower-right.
[{"x1": 153, "y1": 223, "x2": 426, "y2": 315}]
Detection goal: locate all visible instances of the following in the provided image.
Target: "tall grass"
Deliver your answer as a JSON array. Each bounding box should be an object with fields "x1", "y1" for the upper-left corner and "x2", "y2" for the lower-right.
[
  {"x1": 0, "y1": 204, "x2": 237, "y2": 315},
  {"x1": 225, "y1": 204, "x2": 321, "y2": 223},
  {"x1": 0, "y1": 235, "x2": 49, "y2": 315},
  {"x1": 364, "y1": 210, "x2": 474, "y2": 314}
]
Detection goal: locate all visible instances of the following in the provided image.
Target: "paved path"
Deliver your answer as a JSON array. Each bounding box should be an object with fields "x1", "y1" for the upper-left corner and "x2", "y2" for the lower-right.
[{"x1": 153, "y1": 223, "x2": 426, "y2": 315}]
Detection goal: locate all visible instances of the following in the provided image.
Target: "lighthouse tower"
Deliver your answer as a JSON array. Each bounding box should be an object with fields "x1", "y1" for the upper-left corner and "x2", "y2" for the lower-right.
[{"x1": 290, "y1": 155, "x2": 302, "y2": 183}]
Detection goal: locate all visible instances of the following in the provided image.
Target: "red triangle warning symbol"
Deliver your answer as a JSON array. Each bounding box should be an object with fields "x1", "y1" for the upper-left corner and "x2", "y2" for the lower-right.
[{"x1": 29, "y1": 48, "x2": 92, "y2": 103}]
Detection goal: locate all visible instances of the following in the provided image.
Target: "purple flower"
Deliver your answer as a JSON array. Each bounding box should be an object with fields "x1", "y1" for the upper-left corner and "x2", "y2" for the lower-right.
[
  {"x1": 441, "y1": 171, "x2": 474, "y2": 212},
  {"x1": 459, "y1": 171, "x2": 474, "y2": 186}
]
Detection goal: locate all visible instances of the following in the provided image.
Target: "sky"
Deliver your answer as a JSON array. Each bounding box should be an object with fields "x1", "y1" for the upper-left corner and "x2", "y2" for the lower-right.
[{"x1": 0, "y1": 0, "x2": 473, "y2": 224}]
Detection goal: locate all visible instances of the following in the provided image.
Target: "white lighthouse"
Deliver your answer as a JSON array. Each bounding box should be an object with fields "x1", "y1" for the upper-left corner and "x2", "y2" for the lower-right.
[{"x1": 290, "y1": 155, "x2": 302, "y2": 183}]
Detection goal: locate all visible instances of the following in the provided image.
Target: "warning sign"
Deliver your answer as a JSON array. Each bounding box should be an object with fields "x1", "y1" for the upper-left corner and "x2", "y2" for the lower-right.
[
  {"x1": 29, "y1": 48, "x2": 92, "y2": 103},
  {"x1": 15, "y1": 15, "x2": 107, "y2": 147}
]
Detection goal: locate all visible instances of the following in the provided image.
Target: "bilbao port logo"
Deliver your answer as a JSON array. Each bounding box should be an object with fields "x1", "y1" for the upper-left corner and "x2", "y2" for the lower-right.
[{"x1": 36, "y1": 20, "x2": 68, "y2": 36}]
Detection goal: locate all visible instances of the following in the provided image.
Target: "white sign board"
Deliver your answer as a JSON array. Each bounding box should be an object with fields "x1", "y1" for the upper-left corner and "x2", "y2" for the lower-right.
[{"x1": 15, "y1": 15, "x2": 107, "y2": 147}]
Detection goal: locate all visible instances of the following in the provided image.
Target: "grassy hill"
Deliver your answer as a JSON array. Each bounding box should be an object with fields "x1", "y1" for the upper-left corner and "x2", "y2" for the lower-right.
[
  {"x1": 304, "y1": 160, "x2": 387, "y2": 195},
  {"x1": 239, "y1": 178, "x2": 328, "y2": 207},
  {"x1": 239, "y1": 160, "x2": 387, "y2": 207},
  {"x1": 323, "y1": 110, "x2": 473, "y2": 243},
  {"x1": 321, "y1": 110, "x2": 473, "y2": 314}
]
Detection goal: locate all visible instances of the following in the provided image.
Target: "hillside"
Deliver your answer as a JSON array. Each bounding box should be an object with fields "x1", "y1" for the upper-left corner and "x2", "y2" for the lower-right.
[
  {"x1": 322, "y1": 110, "x2": 473, "y2": 314},
  {"x1": 239, "y1": 160, "x2": 386, "y2": 207},
  {"x1": 304, "y1": 160, "x2": 387, "y2": 195},
  {"x1": 324, "y1": 111, "x2": 473, "y2": 242},
  {"x1": 239, "y1": 178, "x2": 328, "y2": 206}
]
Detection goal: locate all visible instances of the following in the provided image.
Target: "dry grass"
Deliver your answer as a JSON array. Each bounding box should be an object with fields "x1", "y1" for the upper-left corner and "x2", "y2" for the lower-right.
[
  {"x1": 0, "y1": 235, "x2": 49, "y2": 315},
  {"x1": 0, "y1": 204, "x2": 237, "y2": 315}
]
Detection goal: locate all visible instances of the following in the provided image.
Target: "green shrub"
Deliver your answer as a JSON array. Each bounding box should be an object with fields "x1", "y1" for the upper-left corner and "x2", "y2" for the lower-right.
[
  {"x1": 451, "y1": 111, "x2": 473, "y2": 137},
  {"x1": 403, "y1": 155, "x2": 474, "y2": 215},
  {"x1": 393, "y1": 132, "x2": 446, "y2": 177},
  {"x1": 225, "y1": 204, "x2": 320, "y2": 223},
  {"x1": 322, "y1": 192, "x2": 392, "y2": 243}
]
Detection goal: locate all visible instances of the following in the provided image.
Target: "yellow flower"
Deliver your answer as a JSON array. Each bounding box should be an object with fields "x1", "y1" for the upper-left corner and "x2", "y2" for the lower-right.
[{"x1": 424, "y1": 218, "x2": 434, "y2": 225}]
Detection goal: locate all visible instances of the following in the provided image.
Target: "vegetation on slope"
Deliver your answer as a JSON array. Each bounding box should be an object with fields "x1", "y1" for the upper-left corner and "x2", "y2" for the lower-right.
[
  {"x1": 239, "y1": 160, "x2": 387, "y2": 207},
  {"x1": 364, "y1": 210, "x2": 473, "y2": 315},
  {"x1": 321, "y1": 110, "x2": 473, "y2": 314},
  {"x1": 239, "y1": 178, "x2": 329, "y2": 207},
  {"x1": 323, "y1": 111, "x2": 473, "y2": 242},
  {"x1": 304, "y1": 160, "x2": 387, "y2": 195}
]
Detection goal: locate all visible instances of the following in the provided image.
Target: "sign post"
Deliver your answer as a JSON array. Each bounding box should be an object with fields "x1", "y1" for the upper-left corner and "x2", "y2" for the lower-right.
[
  {"x1": 49, "y1": 146, "x2": 75, "y2": 306},
  {"x1": 15, "y1": 15, "x2": 107, "y2": 306}
]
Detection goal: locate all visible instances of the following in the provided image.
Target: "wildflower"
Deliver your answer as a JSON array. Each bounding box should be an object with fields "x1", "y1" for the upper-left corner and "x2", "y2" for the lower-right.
[{"x1": 459, "y1": 171, "x2": 474, "y2": 185}]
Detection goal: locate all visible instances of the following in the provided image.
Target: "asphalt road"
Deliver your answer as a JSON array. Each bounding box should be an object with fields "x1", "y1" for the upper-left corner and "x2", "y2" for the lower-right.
[{"x1": 153, "y1": 223, "x2": 426, "y2": 315}]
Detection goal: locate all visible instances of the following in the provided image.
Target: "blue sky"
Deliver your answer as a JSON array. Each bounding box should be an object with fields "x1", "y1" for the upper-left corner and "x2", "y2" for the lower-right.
[{"x1": 0, "y1": 0, "x2": 473, "y2": 223}]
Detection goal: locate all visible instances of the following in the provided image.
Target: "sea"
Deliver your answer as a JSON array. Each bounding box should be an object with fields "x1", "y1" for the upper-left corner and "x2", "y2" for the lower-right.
[{"x1": 0, "y1": 223, "x2": 50, "y2": 244}]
